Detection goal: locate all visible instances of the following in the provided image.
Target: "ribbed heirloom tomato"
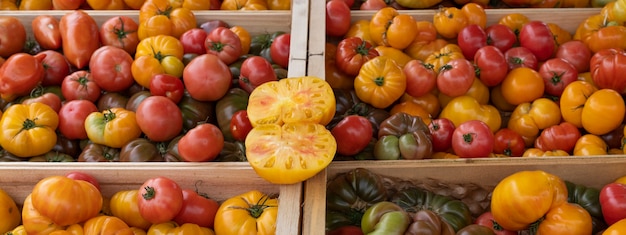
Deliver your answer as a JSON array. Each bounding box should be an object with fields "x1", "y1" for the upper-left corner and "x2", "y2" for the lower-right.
[
  {"x1": 354, "y1": 56, "x2": 406, "y2": 109},
  {"x1": 369, "y1": 7, "x2": 417, "y2": 50}
]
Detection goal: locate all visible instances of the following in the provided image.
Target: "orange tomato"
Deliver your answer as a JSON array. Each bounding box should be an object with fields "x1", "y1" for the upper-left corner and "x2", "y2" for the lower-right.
[
  {"x1": 500, "y1": 67, "x2": 545, "y2": 105},
  {"x1": 389, "y1": 101, "x2": 432, "y2": 125},
  {"x1": 438, "y1": 78, "x2": 489, "y2": 108},
  {"x1": 523, "y1": 148, "x2": 570, "y2": 157},
  {"x1": 508, "y1": 98, "x2": 562, "y2": 146},
  {"x1": 345, "y1": 20, "x2": 374, "y2": 46},
  {"x1": 560, "y1": 81, "x2": 597, "y2": 128},
  {"x1": 138, "y1": 0, "x2": 197, "y2": 39},
  {"x1": 404, "y1": 38, "x2": 448, "y2": 62},
  {"x1": 537, "y1": 203, "x2": 592, "y2": 235},
  {"x1": 439, "y1": 95, "x2": 501, "y2": 133},
  {"x1": 413, "y1": 21, "x2": 438, "y2": 42},
  {"x1": 461, "y1": 3, "x2": 486, "y2": 29},
  {"x1": 374, "y1": 46, "x2": 413, "y2": 68},
  {"x1": 498, "y1": 13, "x2": 530, "y2": 36},
  {"x1": 221, "y1": 0, "x2": 268, "y2": 10},
  {"x1": 354, "y1": 56, "x2": 407, "y2": 109},
  {"x1": 401, "y1": 92, "x2": 441, "y2": 117},
  {"x1": 424, "y1": 44, "x2": 464, "y2": 73},
  {"x1": 230, "y1": 26, "x2": 251, "y2": 55},
  {"x1": 573, "y1": 134, "x2": 609, "y2": 156},
  {"x1": 433, "y1": 6, "x2": 468, "y2": 39},
  {"x1": 581, "y1": 89, "x2": 625, "y2": 135},
  {"x1": 369, "y1": 7, "x2": 418, "y2": 50}
]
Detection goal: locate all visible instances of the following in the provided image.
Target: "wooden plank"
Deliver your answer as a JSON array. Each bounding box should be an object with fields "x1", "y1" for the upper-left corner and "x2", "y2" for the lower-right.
[
  {"x1": 287, "y1": 0, "x2": 309, "y2": 77},
  {"x1": 306, "y1": 0, "x2": 326, "y2": 80},
  {"x1": 302, "y1": 170, "x2": 327, "y2": 235}
]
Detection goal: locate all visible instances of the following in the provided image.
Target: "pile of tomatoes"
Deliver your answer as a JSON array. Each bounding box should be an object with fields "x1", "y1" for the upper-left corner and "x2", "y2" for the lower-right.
[
  {"x1": 0, "y1": 0, "x2": 291, "y2": 11},
  {"x1": 324, "y1": 0, "x2": 626, "y2": 160},
  {"x1": 326, "y1": 168, "x2": 626, "y2": 235},
  {"x1": 0, "y1": 172, "x2": 278, "y2": 234}
]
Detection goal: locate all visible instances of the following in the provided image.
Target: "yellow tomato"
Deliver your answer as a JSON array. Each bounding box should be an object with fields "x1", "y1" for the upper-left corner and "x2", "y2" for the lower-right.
[
  {"x1": 523, "y1": 148, "x2": 570, "y2": 157},
  {"x1": 438, "y1": 78, "x2": 489, "y2": 107},
  {"x1": 560, "y1": 81, "x2": 598, "y2": 128},
  {"x1": 433, "y1": 6, "x2": 468, "y2": 39},
  {"x1": 581, "y1": 89, "x2": 625, "y2": 135},
  {"x1": 345, "y1": 20, "x2": 374, "y2": 46},
  {"x1": 369, "y1": 7, "x2": 418, "y2": 50},
  {"x1": 375, "y1": 46, "x2": 413, "y2": 68},
  {"x1": 573, "y1": 134, "x2": 609, "y2": 156},
  {"x1": 508, "y1": 98, "x2": 562, "y2": 147},
  {"x1": 501, "y1": 67, "x2": 545, "y2": 105},
  {"x1": 439, "y1": 95, "x2": 501, "y2": 133},
  {"x1": 354, "y1": 56, "x2": 406, "y2": 109}
]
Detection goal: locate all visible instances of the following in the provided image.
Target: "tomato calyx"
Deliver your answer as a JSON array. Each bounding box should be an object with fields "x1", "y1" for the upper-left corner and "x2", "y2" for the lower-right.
[
  {"x1": 112, "y1": 17, "x2": 134, "y2": 44},
  {"x1": 463, "y1": 132, "x2": 476, "y2": 144},
  {"x1": 29, "y1": 85, "x2": 46, "y2": 98},
  {"x1": 142, "y1": 185, "x2": 157, "y2": 200},
  {"x1": 356, "y1": 41, "x2": 372, "y2": 56},
  {"x1": 439, "y1": 64, "x2": 453, "y2": 73},
  {"x1": 103, "y1": 109, "x2": 117, "y2": 122},
  {"x1": 156, "y1": 6, "x2": 174, "y2": 17},
  {"x1": 374, "y1": 76, "x2": 385, "y2": 86},
  {"x1": 21, "y1": 118, "x2": 40, "y2": 131},
  {"x1": 549, "y1": 71, "x2": 566, "y2": 85},
  {"x1": 235, "y1": 194, "x2": 277, "y2": 218},
  {"x1": 209, "y1": 42, "x2": 227, "y2": 52}
]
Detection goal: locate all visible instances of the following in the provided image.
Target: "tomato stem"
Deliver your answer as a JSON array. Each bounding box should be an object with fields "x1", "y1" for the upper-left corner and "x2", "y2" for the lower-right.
[
  {"x1": 22, "y1": 118, "x2": 37, "y2": 131},
  {"x1": 103, "y1": 110, "x2": 117, "y2": 122},
  {"x1": 355, "y1": 40, "x2": 371, "y2": 55},
  {"x1": 142, "y1": 186, "x2": 156, "y2": 200},
  {"x1": 373, "y1": 76, "x2": 385, "y2": 86},
  {"x1": 463, "y1": 133, "x2": 475, "y2": 144},
  {"x1": 112, "y1": 17, "x2": 135, "y2": 47}
]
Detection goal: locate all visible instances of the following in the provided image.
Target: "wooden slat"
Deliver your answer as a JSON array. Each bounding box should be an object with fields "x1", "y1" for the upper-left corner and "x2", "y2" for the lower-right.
[
  {"x1": 287, "y1": 0, "x2": 309, "y2": 77},
  {"x1": 306, "y1": 0, "x2": 326, "y2": 80}
]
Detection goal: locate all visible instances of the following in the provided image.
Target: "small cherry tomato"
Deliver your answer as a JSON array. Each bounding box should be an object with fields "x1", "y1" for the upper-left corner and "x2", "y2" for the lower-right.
[{"x1": 230, "y1": 110, "x2": 253, "y2": 142}]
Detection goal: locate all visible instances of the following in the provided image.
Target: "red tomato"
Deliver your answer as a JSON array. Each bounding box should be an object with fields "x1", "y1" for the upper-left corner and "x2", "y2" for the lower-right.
[
  {"x1": 504, "y1": 46, "x2": 538, "y2": 70},
  {"x1": 138, "y1": 176, "x2": 184, "y2": 224},
  {"x1": 331, "y1": 115, "x2": 373, "y2": 156},
  {"x1": 65, "y1": 171, "x2": 101, "y2": 192},
  {"x1": 451, "y1": 120, "x2": 494, "y2": 158},
  {"x1": 39, "y1": 50, "x2": 71, "y2": 86},
  {"x1": 204, "y1": 26, "x2": 242, "y2": 65},
  {"x1": 136, "y1": 96, "x2": 183, "y2": 142},
  {"x1": 600, "y1": 182, "x2": 626, "y2": 226},
  {"x1": 230, "y1": 110, "x2": 253, "y2": 142},
  {"x1": 360, "y1": 0, "x2": 387, "y2": 9},
  {"x1": 178, "y1": 123, "x2": 224, "y2": 162},
  {"x1": 534, "y1": 122, "x2": 581, "y2": 154},
  {"x1": 493, "y1": 128, "x2": 525, "y2": 157},
  {"x1": 238, "y1": 56, "x2": 277, "y2": 93},
  {"x1": 32, "y1": 15, "x2": 62, "y2": 50},
  {"x1": 335, "y1": 0, "x2": 355, "y2": 7},
  {"x1": 475, "y1": 211, "x2": 518, "y2": 235},
  {"x1": 326, "y1": 0, "x2": 351, "y2": 37},
  {"x1": 429, "y1": 118, "x2": 456, "y2": 152},
  {"x1": 270, "y1": 33, "x2": 291, "y2": 69},
  {"x1": 173, "y1": 189, "x2": 219, "y2": 228},
  {"x1": 0, "y1": 16, "x2": 26, "y2": 58},
  {"x1": 457, "y1": 24, "x2": 487, "y2": 59},
  {"x1": 52, "y1": 0, "x2": 85, "y2": 9},
  {"x1": 89, "y1": 46, "x2": 135, "y2": 92},
  {"x1": 0, "y1": 53, "x2": 46, "y2": 98},
  {"x1": 519, "y1": 21, "x2": 556, "y2": 62},
  {"x1": 590, "y1": 48, "x2": 626, "y2": 95},
  {"x1": 22, "y1": 92, "x2": 62, "y2": 113},
  {"x1": 149, "y1": 74, "x2": 185, "y2": 104},
  {"x1": 474, "y1": 46, "x2": 508, "y2": 87},
  {"x1": 437, "y1": 58, "x2": 476, "y2": 97},
  {"x1": 180, "y1": 28, "x2": 208, "y2": 55},
  {"x1": 539, "y1": 58, "x2": 578, "y2": 97},
  {"x1": 182, "y1": 54, "x2": 232, "y2": 101},
  {"x1": 404, "y1": 60, "x2": 436, "y2": 97},
  {"x1": 485, "y1": 24, "x2": 517, "y2": 53},
  {"x1": 556, "y1": 40, "x2": 592, "y2": 73},
  {"x1": 61, "y1": 70, "x2": 101, "y2": 102},
  {"x1": 59, "y1": 10, "x2": 100, "y2": 69},
  {"x1": 58, "y1": 99, "x2": 99, "y2": 140},
  {"x1": 327, "y1": 225, "x2": 364, "y2": 235},
  {"x1": 336, "y1": 37, "x2": 379, "y2": 76},
  {"x1": 99, "y1": 16, "x2": 139, "y2": 55}
]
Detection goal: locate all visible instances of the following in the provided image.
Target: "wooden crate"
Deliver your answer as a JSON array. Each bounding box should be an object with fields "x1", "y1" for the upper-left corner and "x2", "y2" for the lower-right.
[{"x1": 0, "y1": 2, "x2": 312, "y2": 233}]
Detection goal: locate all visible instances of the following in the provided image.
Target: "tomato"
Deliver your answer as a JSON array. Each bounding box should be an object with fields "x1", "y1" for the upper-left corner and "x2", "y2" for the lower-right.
[
  {"x1": 336, "y1": 37, "x2": 379, "y2": 76},
  {"x1": 39, "y1": 50, "x2": 70, "y2": 86},
  {"x1": 428, "y1": 118, "x2": 455, "y2": 152},
  {"x1": 32, "y1": 15, "x2": 61, "y2": 50},
  {"x1": 138, "y1": 0, "x2": 196, "y2": 39},
  {"x1": 439, "y1": 95, "x2": 502, "y2": 133},
  {"x1": 220, "y1": 0, "x2": 268, "y2": 10},
  {"x1": 57, "y1": 100, "x2": 97, "y2": 141},
  {"x1": 61, "y1": 70, "x2": 102, "y2": 103},
  {"x1": 560, "y1": 81, "x2": 597, "y2": 128},
  {"x1": 179, "y1": 28, "x2": 207, "y2": 55},
  {"x1": 65, "y1": 171, "x2": 100, "y2": 192},
  {"x1": 369, "y1": 8, "x2": 417, "y2": 50},
  {"x1": 133, "y1": 35, "x2": 185, "y2": 86},
  {"x1": 556, "y1": 40, "x2": 591, "y2": 73},
  {"x1": 539, "y1": 58, "x2": 578, "y2": 97},
  {"x1": 332, "y1": 115, "x2": 373, "y2": 156},
  {"x1": 22, "y1": 90, "x2": 62, "y2": 113},
  {"x1": 582, "y1": 89, "x2": 625, "y2": 135},
  {"x1": 84, "y1": 108, "x2": 142, "y2": 148},
  {"x1": 239, "y1": 56, "x2": 278, "y2": 93},
  {"x1": 230, "y1": 110, "x2": 253, "y2": 142},
  {"x1": 0, "y1": 16, "x2": 26, "y2": 58},
  {"x1": 601, "y1": 182, "x2": 626, "y2": 226},
  {"x1": 451, "y1": 120, "x2": 494, "y2": 158},
  {"x1": 491, "y1": 170, "x2": 568, "y2": 231},
  {"x1": 205, "y1": 27, "x2": 242, "y2": 65},
  {"x1": 501, "y1": 67, "x2": 545, "y2": 105},
  {"x1": 519, "y1": 21, "x2": 556, "y2": 62},
  {"x1": 604, "y1": 218, "x2": 626, "y2": 235},
  {"x1": 328, "y1": 225, "x2": 364, "y2": 235},
  {"x1": 270, "y1": 33, "x2": 291, "y2": 68},
  {"x1": 457, "y1": 24, "x2": 487, "y2": 59},
  {"x1": 83, "y1": 216, "x2": 135, "y2": 234},
  {"x1": 0, "y1": 53, "x2": 46, "y2": 99},
  {"x1": 424, "y1": 44, "x2": 464, "y2": 73},
  {"x1": 405, "y1": 39, "x2": 448, "y2": 62},
  {"x1": 52, "y1": 0, "x2": 85, "y2": 9},
  {"x1": 32, "y1": 175, "x2": 102, "y2": 226},
  {"x1": 110, "y1": 190, "x2": 151, "y2": 230},
  {"x1": 136, "y1": 96, "x2": 183, "y2": 142},
  {"x1": 475, "y1": 211, "x2": 517, "y2": 235},
  {"x1": 0, "y1": 187, "x2": 19, "y2": 234},
  {"x1": 591, "y1": 48, "x2": 626, "y2": 94},
  {"x1": 492, "y1": 128, "x2": 525, "y2": 157},
  {"x1": 375, "y1": 46, "x2": 413, "y2": 67},
  {"x1": 485, "y1": 24, "x2": 517, "y2": 53},
  {"x1": 537, "y1": 202, "x2": 593, "y2": 235},
  {"x1": 572, "y1": 134, "x2": 608, "y2": 156},
  {"x1": 324, "y1": 43, "x2": 354, "y2": 90},
  {"x1": 183, "y1": 54, "x2": 232, "y2": 101},
  {"x1": 246, "y1": 123, "x2": 336, "y2": 184},
  {"x1": 89, "y1": 46, "x2": 135, "y2": 92},
  {"x1": 360, "y1": 0, "x2": 387, "y2": 9},
  {"x1": 508, "y1": 98, "x2": 562, "y2": 146},
  {"x1": 504, "y1": 47, "x2": 538, "y2": 71},
  {"x1": 214, "y1": 190, "x2": 278, "y2": 235},
  {"x1": 146, "y1": 75, "x2": 182, "y2": 104},
  {"x1": 0, "y1": 103, "x2": 58, "y2": 158},
  {"x1": 60, "y1": 10, "x2": 100, "y2": 69},
  {"x1": 138, "y1": 176, "x2": 184, "y2": 224},
  {"x1": 354, "y1": 56, "x2": 406, "y2": 109},
  {"x1": 437, "y1": 58, "x2": 475, "y2": 98},
  {"x1": 173, "y1": 189, "x2": 219, "y2": 228},
  {"x1": 22, "y1": 194, "x2": 64, "y2": 234},
  {"x1": 326, "y1": 0, "x2": 351, "y2": 37},
  {"x1": 534, "y1": 122, "x2": 581, "y2": 154},
  {"x1": 433, "y1": 6, "x2": 468, "y2": 40},
  {"x1": 474, "y1": 46, "x2": 508, "y2": 87},
  {"x1": 403, "y1": 60, "x2": 436, "y2": 98},
  {"x1": 99, "y1": 16, "x2": 140, "y2": 55},
  {"x1": 178, "y1": 123, "x2": 224, "y2": 162},
  {"x1": 247, "y1": 76, "x2": 335, "y2": 126},
  {"x1": 523, "y1": 148, "x2": 569, "y2": 157},
  {"x1": 86, "y1": 0, "x2": 126, "y2": 9}
]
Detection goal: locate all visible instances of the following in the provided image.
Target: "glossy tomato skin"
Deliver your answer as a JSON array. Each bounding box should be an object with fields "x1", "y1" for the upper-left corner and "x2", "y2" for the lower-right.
[
  {"x1": 149, "y1": 74, "x2": 185, "y2": 104},
  {"x1": 451, "y1": 120, "x2": 494, "y2": 158},
  {"x1": 204, "y1": 26, "x2": 242, "y2": 65},
  {"x1": 178, "y1": 123, "x2": 224, "y2": 162},
  {"x1": 504, "y1": 46, "x2": 538, "y2": 70},
  {"x1": 556, "y1": 40, "x2": 592, "y2": 73},
  {"x1": 183, "y1": 53, "x2": 232, "y2": 101},
  {"x1": 59, "y1": 10, "x2": 100, "y2": 69},
  {"x1": 65, "y1": 171, "x2": 101, "y2": 192},
  {"x1": 404, "y1": 60, "x2": 436, "y2": 98},
  {"x1": 428, "y1": 118, "x2": 455, "y2": 152},
  {"x1": 336, "y1": 37, "x2": 379, "y2": 76},
  {"x1": 590, "y1": 48, "x2": 626, "y2": 94},
  {"x1": 600, "y1": 183, "x2": 626, "y2": 226},
  {"x1": 58, "y1": 100, "x2": 99, "y2": 140},
  {"x1": 493, "y1": 128, "x2": 525, "y2": 157},
  {"x1": 180, "y1": 28, "x2": 207, "y2": 55},
  {"x1": 270, "y1": 33, "x2": 291, "y2": 69},
  {"x1": 173, "y1": 189, "x2": 219, "y2": 228},
  {"x1": 485, "y1": 24, "x2": 517, "y2": 53},
  {"x1": 89, "y1": 46, "x2": 135, "y2": 92},
  {"x1": 519, "y1": 21, "x2": 556, "y2": 62},
  {"x1": 474, "y1": 46, "x2": 508, "y2": 87},
  {"x1": 457, "y1": 24, "x2": 487, "y2": 59},
  {"x1": 331, "y1": 115, "x2": 373, "y2": 156},
  {"x1": 437, "y1": 58, "x2": 476, "y2": 97},
  {"x1": 39, "y1": 50, "x2": 70, "y2": 86},
  {"x1": 230, "y1": 110, "x2": 253, "y2": 142},
  {"x1": 0, "y1": 16, "x2": 26, "y2": 58},
  {"x1": 475, "y1": 211, "x2": 518, "y2": 235},
  {"x1": 99, "y1": 16, "x2": 139, "y2": 55},
  {"x1": 138, "y1": 176, "x2": 184, "y2": 224},
  {"x1": 326, "y1": 0, "x2": 351, "y2": 37},
  {"x1": 0, "y1": 53, "x2": 46, "y2": 98},
  {"x1": 239, "y1": 56, "x2": 278, "y2": 93},
  {"x1": 135, "y1": 96, "x2": 183, "y2": 142},
  {"x1": 327, "y1": 225, "x2": 364, "y2": 235},
  {"x1": 539, "y1": 58, "x2": 578, "y2": 96},
  {"x1": 61, "y1": 70, "x2": 101, "y2": 102},
  {"x1": 32, "y1": 15, "x2": 62, "y2": 50}
]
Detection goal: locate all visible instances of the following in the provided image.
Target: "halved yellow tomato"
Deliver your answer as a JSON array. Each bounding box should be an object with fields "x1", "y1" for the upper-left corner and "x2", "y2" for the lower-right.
[
  {"x1": 245, "y1": 123, "x2": 336, "y2": 184},
  {"x1": 247, "y1": 76, "x2": 335, "y2": 127}
]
